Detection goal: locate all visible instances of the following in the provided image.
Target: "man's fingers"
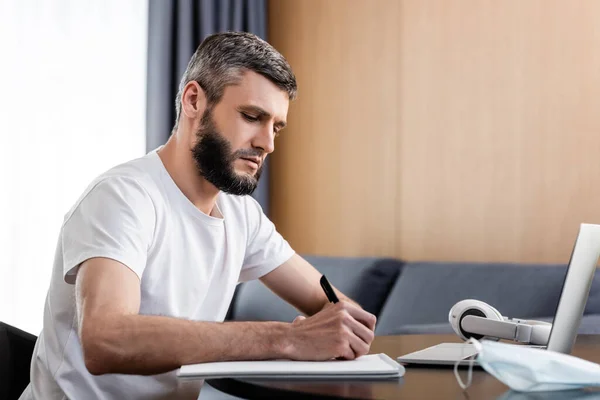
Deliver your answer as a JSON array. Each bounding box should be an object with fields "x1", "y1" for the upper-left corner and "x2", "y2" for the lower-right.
[
  {"x1": 345, "y1": 315, "x2": 375, "y2": 346},
  {"x1": 340, "y1": 302, "x2": 377, "y2": 331},
  {"x1": 347, "y1": 329, "x2": 370, "y2": 359}
]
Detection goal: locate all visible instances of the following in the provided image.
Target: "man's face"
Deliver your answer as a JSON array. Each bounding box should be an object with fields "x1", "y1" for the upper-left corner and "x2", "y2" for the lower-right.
[{"x1": 191, "y1": 70, "x2": 289, "y2": 196}]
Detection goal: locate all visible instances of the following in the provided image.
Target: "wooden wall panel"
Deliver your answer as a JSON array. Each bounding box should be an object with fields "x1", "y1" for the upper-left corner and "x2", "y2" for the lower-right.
[
  {"x1": 396, "y1": 1, "x2": 600, "y2": 263},
  {"x1": 268, "y1": 0, "x2": 402, "y2": 257},
  {"x1": 268, "y1": 0, "x2": 600, "y2": 264}
]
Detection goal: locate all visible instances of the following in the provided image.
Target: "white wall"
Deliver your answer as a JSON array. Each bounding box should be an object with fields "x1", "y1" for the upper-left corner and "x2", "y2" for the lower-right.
[{"x1": 0, "y1": 0, "x2": 148, "y2": 334}]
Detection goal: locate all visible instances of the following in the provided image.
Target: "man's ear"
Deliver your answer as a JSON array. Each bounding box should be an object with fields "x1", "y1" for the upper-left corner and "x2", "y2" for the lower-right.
[{"x1": 181, "y1": 81, "x2": 207, "y2": 120}]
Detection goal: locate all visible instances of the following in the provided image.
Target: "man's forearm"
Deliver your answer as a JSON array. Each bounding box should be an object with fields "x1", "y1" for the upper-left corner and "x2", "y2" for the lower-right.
[{"x1": 82, "y1": 314, "x2": 291, "y2": 376}]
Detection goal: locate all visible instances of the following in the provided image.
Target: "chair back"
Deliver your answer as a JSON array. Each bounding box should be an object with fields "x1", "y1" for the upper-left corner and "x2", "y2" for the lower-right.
[{"x1": 0, "y1": 322, "x2": 37, "y2": 400}]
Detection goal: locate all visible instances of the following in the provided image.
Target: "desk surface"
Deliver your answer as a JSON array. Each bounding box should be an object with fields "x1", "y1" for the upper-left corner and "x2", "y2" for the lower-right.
[{"x1": 206, "y1": 334, "x2": 600, "y2": 400}]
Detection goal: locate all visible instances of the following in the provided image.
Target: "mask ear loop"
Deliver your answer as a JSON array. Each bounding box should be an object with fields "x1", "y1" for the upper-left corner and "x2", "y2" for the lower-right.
[{"x1": 454, "y1": 338, "x2": 482, "y2": 391}]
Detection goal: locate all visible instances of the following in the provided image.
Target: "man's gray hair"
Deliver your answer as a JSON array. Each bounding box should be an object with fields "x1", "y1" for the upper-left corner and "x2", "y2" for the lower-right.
[{"x1": 174, "y1": 31, "x2": 297, "y2": 127}]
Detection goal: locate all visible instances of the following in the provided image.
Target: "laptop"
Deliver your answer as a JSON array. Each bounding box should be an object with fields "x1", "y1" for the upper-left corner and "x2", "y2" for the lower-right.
[{"x1": 397, "y1": 223, "x2": 600, "y2": 366}]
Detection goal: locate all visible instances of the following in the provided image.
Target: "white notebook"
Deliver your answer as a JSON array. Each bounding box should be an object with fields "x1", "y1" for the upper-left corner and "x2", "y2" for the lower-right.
[{"x1": 177, "y1": 353, "x2": 404, "y2": 380}]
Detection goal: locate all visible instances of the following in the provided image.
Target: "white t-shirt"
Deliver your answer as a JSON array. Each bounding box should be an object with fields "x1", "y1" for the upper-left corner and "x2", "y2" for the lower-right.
[{"x1": 20, "y1": 149, "x2": 295, "y2": 400}]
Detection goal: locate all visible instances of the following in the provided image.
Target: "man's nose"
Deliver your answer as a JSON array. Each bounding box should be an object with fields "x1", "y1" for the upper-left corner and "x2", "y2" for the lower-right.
[{"x1": 253, "y1": 125, "x2": 275, "y2": 154}]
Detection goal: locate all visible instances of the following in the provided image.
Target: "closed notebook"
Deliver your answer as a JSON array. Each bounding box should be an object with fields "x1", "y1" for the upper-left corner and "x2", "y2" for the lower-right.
[{"x1": 177, "y1": 353, "x2": 404, "y2": 380}]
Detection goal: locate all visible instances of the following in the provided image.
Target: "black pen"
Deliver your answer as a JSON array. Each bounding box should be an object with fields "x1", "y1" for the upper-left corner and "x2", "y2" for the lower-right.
[{"x1": 320, "y1": 275, "x2": 339, "y2": 303}]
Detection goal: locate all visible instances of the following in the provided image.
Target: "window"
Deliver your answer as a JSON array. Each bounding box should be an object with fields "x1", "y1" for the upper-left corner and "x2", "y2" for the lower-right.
[{"x1": 0, "y1": 0, "x2": 148, "y2": 334}]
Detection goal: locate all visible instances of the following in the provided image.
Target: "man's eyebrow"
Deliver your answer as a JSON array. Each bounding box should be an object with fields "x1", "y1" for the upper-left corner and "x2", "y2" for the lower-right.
[{"x1": 238, "y1": 105, "x2": 287, "y2": 129}]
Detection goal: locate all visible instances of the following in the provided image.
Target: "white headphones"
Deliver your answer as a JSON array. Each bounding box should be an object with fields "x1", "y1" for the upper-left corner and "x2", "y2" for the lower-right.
[{"x1": 448, "y1": 299, "x2": 552, "y2": 345}]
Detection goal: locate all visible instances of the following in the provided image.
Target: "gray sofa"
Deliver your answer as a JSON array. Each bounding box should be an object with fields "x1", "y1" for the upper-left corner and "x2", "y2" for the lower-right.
[{"x1": 226, "y1": 255, "x2": 600, "y2": 335}]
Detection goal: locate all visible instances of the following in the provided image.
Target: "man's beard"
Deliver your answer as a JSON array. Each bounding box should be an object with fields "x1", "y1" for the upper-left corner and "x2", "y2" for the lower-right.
[{"x1": 191, "y1": 109, "x2": 264, "y2": 196}]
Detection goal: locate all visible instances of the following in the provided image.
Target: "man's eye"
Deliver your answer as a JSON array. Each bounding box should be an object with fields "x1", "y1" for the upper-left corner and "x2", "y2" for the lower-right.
[{"x1": 242, "y1": 113, "x2": 259, "y2": 122}]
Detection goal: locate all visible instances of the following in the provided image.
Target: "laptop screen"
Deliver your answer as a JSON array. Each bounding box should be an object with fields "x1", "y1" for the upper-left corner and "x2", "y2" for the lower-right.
[{"x1": 546, "y1": 224, "x2": 600, "y2": 353}]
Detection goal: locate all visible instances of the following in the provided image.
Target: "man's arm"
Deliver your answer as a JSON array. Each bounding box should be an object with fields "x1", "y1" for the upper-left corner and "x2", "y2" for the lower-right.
[
  {"x1": 77, "y1": 257, "x2": 375, "y2": 376},
  {"x1": 259, "y1": 253, "x2": 369, "y2": 318}
]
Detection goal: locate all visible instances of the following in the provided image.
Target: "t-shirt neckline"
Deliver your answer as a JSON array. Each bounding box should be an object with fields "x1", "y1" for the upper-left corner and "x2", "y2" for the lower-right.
[{"x1": 149, "y1": 148, "x2": 225, "y2": 226}]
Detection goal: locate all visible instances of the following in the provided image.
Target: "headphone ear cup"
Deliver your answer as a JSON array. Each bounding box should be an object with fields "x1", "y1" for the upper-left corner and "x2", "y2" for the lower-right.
[
  {"x1": 485, "y1": 303, "x2": 503, "y2": 321},
  {"x1": 449, "y1": 300, "x2": 486, "y2": 340},
  {"x1": 450, "y1": 313, "x2": 467, "y2": 341},
  {"x1": 449, "y1": 299, "x2": 504, "y2": 341}
]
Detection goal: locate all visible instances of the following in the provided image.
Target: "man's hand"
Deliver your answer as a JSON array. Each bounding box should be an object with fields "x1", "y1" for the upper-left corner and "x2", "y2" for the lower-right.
[{"x1": 285, "y1": 301, "x2": 376, "y2": 361}]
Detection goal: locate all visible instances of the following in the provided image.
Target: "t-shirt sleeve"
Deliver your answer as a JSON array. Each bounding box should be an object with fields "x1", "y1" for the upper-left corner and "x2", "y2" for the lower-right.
[
  {"x1": 239, "y1": 197, "x2": 295, "y2": 283},
  {"x1": 61, "y1": 176, "x2": 156, "y2": 284}
]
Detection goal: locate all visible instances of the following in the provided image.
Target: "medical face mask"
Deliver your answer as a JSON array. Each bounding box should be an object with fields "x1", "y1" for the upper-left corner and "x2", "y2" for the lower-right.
[{"x1": 455, "y1": 338, "x2": 600, "y2": 392}]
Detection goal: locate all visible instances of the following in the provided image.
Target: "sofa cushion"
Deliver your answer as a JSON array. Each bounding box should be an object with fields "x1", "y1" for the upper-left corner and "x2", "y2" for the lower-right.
[
  {"x1": 388, "y1": 322, "x2": 455, "y2": 335},
  {"x1": 584, "y1": 271, "x2": 600, "y2": 315},
  {"x1": 579, "y1": 314, "x2": 600, "y2": 334},
  {"x1": 228, "y1": 256, "x2": 403, "y2": 323},
  {"x1": 375, "y1": 262, "x2": 570, "y2": 336}
]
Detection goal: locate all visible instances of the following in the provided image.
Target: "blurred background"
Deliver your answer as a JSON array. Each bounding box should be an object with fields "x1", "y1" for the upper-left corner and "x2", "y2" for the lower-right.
[{"x1": 1, "y1": 0, "x2": 600, "y2": 335}]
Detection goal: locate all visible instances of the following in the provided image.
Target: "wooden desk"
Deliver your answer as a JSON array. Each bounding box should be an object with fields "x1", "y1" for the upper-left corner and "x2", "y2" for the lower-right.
[{"x1": 206, "y1": 334, "x2": 600, "y2": 400}]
